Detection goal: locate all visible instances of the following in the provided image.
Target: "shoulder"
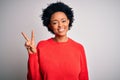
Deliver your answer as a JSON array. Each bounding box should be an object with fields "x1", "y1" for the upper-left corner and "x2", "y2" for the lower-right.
[
  {"x1": 69, "y1": 38, "x2": 86, "y2": 55},
  {"x1": 69, "y1": 38, "x2": 84, "y2": 49},
  {"x1": 37, "y1": 38, "x2": 52, "y2": 48}
]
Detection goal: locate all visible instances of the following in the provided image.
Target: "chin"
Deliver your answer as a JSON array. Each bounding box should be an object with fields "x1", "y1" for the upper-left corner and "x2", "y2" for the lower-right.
[
  {"x1": 56, "y1": 33, "x2": 67, "y2": 37},
  {"x1": 54, "y1": 30, "x2": 68, "y2": 37}
]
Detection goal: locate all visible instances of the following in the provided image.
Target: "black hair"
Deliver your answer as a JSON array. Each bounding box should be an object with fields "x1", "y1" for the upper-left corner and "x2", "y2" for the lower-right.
[{"x1": 41, "y1": 2, "x2": 74, "y2": 34}]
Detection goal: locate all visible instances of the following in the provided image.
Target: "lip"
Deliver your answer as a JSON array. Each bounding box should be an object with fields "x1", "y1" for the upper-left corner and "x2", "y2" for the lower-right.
[{"x1": 58, "y1": 28, "x2": 65, "y2": 32}]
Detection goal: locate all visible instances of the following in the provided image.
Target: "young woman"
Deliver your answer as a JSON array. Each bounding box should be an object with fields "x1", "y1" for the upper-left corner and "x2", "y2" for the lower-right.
[{"x1": 22, "y1": 2, "x2": 89, "y2": 80}]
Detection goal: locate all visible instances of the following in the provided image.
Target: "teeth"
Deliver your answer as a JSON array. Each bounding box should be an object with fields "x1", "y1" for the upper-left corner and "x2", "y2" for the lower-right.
[{"x1": 58, "y1": 28, "x2": 64, "y2": 32}]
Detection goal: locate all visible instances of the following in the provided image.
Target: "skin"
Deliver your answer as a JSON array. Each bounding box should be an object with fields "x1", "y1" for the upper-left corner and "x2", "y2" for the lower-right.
[
  {"x1": 21, "y1": 30, "x2": 36, "y2": 53},
  {"x1": 50, "y1": 12, "x2": 70, "y2": 42},
  {"x1": 21, "y1": 11, "x2": 70, "y2": 53}
]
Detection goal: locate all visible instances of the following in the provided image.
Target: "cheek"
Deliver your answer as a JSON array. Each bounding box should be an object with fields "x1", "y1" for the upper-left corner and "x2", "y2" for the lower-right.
[
  {"x1": 51, "y1": 26, "x2": 58, "y2": 32},
  {"x1": 49, "y1": 24, "x2": 56, "y2": 30}
]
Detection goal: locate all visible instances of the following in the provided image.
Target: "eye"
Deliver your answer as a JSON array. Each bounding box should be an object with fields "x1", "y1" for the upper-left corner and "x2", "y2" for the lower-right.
[
  {"x1": 62, "y1": 20, "x2": 66, "y2": 23},
  {"x1": 62, "y1": 19, "x2": 66, "y2": 23},
  {"x1": 51, "y1": 21, "x2": 58, "y2": 25}
]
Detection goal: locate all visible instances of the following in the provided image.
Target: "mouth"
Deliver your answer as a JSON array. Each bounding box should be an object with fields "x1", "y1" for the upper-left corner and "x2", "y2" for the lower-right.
[{"x1": 58, "y1": 28, "x2": 65, "y2": 32}]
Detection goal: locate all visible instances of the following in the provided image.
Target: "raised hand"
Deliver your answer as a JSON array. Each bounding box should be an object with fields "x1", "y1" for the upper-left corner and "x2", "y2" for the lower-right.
[{"x1": 21, "y1": 30, "x2": 37, "y2": 53}]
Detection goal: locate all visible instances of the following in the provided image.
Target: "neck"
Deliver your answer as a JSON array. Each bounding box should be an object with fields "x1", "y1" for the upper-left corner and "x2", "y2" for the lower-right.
[{"x1": 54, "y1": 35, "x2": 68, "y2": 42}]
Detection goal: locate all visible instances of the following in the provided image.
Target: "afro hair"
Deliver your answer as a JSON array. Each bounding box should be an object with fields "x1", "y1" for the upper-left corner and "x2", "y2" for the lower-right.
[{"x1": 41, "y1": 2, "x2": 74, "y2": 34}]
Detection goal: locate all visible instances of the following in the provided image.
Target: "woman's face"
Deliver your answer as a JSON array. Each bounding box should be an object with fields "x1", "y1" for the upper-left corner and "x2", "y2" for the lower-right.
[{"x1": 49, "y1": 12, "x2": 70, "y2": 37}]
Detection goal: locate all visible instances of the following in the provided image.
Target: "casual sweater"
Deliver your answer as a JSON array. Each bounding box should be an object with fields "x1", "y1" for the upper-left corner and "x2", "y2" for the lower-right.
[{"x1": 27, "y1": 38, "x2": 89, "y2": 80}]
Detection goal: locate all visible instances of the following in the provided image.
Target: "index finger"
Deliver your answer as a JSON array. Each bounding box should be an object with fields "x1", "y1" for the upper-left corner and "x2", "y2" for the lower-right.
[
  {"x1": 31, "y1": 30, "x2": 35, "y2": 42},
  {"x1": 21, "y1": 32, "x2": 30, "y2": 41}
]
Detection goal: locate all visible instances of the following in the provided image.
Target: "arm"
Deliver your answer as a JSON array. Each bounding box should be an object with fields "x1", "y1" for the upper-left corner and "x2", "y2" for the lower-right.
[
  {"x1": 79, "y1": 46, "x2": 89, "y2": 80},
  {"x1": 27, "y1": 52, "x2": 42, "y2": 80},
  {"x1": 21, "y1": 31, "x2": 42, "y2": 80}
]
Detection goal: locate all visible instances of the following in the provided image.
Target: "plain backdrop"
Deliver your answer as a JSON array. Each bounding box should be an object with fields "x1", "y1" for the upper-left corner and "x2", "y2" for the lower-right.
[{"x1": 0, "y1": 0, "x2": 120, "y2": 80}]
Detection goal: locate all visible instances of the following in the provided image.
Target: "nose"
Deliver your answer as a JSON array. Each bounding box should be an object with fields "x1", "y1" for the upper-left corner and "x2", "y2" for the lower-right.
[{"x1": 58, "y1": 21, "x2": 62, "y2": 28}]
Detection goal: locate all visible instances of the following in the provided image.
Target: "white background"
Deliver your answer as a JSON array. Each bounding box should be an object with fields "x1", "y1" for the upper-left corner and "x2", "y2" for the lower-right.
[{"x1": 0, "y1": 0, "x2": 120, "y2": 80}]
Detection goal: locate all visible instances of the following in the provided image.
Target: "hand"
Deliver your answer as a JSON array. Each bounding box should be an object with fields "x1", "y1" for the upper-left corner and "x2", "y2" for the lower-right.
[{"x1": 21, "y1": 30, "x2": 37, "y2": 53}]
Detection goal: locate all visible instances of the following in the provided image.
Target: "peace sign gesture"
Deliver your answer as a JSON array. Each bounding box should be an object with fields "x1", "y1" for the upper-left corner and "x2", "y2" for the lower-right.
[{"x1": 21, "y1": 30, "x2": 37, "y2": 54}]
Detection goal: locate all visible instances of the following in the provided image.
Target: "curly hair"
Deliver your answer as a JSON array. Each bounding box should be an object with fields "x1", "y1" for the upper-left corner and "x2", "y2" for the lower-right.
[{"x1": 41, "y1": 2, "x2": 74, "y2": 34}]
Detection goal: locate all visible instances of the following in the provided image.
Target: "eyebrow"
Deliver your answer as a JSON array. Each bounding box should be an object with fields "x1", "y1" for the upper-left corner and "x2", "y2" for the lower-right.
[{"x1": 51, "y1": 18, "x2": 67, "y2": 22}]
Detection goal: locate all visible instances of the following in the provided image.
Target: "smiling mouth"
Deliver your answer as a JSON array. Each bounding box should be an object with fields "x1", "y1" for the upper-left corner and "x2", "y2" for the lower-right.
[{"x1": 58, "y1": 28, "x2": 65, "y2": 32}]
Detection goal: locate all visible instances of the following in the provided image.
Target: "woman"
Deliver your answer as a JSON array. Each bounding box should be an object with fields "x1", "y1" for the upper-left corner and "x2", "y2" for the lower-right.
[{"x1": 22, "y1": 2, "x2": 89, "y2": 80}]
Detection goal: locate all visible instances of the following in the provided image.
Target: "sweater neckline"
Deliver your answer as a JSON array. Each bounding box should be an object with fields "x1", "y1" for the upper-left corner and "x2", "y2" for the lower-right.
[{"x1": 49, "y1": 37, "x2": 71, "y2": 45}]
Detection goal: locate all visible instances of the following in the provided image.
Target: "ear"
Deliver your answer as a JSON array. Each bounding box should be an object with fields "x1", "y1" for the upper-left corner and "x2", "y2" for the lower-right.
[
  {"x1": 48, "y1": 24, "x2": 51, "y2": 29},
  {"x1": 68, "y1": 19, "x2": 70, "y2": 24},
  {"x1": 67, "y1": 19, "x2": 70, "y2": 25},
  {"x1": 67, "y1": 19, "x2": 71, "y2": 30},
  {"x1": 48, "y1": 24, "x2": 53, "y2": 30}
]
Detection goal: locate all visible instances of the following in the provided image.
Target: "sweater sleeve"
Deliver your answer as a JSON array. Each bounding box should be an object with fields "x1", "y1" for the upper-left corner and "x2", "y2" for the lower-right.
[
  {"x1": 27, "y1": 52, "x2": 42, "y2": 80},
  {"x1": 79, "y1": 46, "x2": 89, "y2": 80}
]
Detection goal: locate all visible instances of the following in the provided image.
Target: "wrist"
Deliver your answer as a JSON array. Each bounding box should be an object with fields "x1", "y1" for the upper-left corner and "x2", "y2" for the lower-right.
[{"x1": 27, "y1": 48, "x2": 37, "y2": 54}]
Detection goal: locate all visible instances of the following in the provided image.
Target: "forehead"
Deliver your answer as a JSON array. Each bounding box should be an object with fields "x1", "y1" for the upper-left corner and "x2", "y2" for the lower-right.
[{"x1": 50, "y1": 12, "x2": 67, "y2": 20}]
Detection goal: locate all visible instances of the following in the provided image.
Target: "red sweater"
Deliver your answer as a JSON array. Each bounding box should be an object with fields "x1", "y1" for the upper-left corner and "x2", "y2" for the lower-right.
[{"x1": 27, "y1": 38, "x2": 89, "y2": 80}]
